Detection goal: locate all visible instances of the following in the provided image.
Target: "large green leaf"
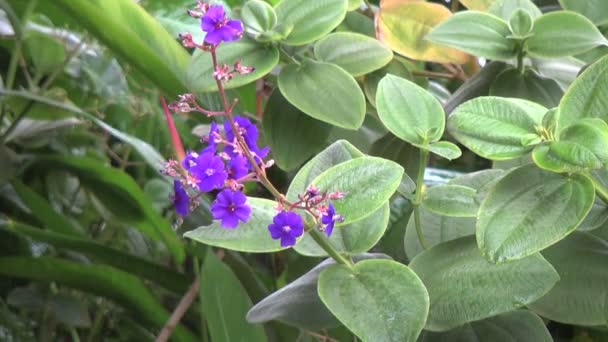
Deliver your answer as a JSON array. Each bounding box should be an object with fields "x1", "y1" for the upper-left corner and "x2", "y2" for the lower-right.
[
  {"x1": 0, "y1": 256, "x2": 195, "y2": 341},
  {"x1": 477, "y1": 164, "x2": 595, "y2": 263},
  {"x1": 529, "y1": 232, "x2": 608, "y2": 325},
  {"x1": 318, "y1": 259, "x2": 429, "y2": 341},
  {"x1": 278, "y1": 59, "x2": 366, "y2": 129},
  {"x1": 422, "y1": 184, "x2": 477, "y2": 217},
  {"x1": 311, "y1": 157, "x2": 403, "y2": 226},
  {"x1": 447, "y1": 97, "x2": 546, "y2": 160},
  {"x1": 50, "y1": 0, "x2": 189, "y2": 96},
  {"x1": 275, "y1": 0, "x2": 347, "y2": 45},
  {"x1": 184, "y1": 198, "x2": 285, "y2": 252},
  {"x1": 200, "y1": 250, "x2": 267, "y2": 342},
  {"x1": 490, "y1": 68, "x2": 563, "y2": 108},
  {"x1": 376, "y1": 74, "x2": 445, "y2": 145},
  {"x1": 241, "y1": 0, "x2": 278, "y2": 37},
  {"x1": 559, "y1": 55, "x2": 608, "y2": 130},
  {"x1": 418, "y1": 310, "x2": 552, "y2": 342},
  {"x1": 559, "y1": 0, "x2": 608, "y2": 26},
  {"x1": 2, "y1": 221, "x2": 190, "y2": 293},
  {"x1": 29, "y1": 155, "x2": 184, "y2": 262},
  {"x1": 526, "y1": 11, "x2": 608, "y2": 58},
  {"x1": 187, "y1": 38, "x2": 279, "y2": 92},
  {"x1": 314, "y1": 32, "x2": 393, "y2": 76},
  {"x1": 426, "y1": 11, "x2": 516, "y2": 61},
  {"x1": 262, "y1": 90, "x2": 332, "y2": 171},
  {"x1": 409, "y1": 236, "x2": 559, "y2": 332}
]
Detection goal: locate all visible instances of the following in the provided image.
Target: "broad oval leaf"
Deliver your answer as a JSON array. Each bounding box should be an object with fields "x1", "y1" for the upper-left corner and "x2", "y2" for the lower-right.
[
  {"x1": 187, "y1": 37, "x2": 279, "y2": 92},
  {"x1": 241, "y1": 0, "x2": 277, "y2": 36},
  {"x1": 419, "y1": 310, "x2": 552, "y2": 342},
  {"x1": 318, "y1": 259, "x2": 429, "y2": 342},
  {"x1": 275, "y1": 0, "x2": 347, "y2": 46},
  {"x1": 477, "y1": 164, "x2": 595, "y2": 263},
  {"x1": 488, "y1": 0, "x2": 542, "y2": 20},
  {"x1": 263, "y1": 90, "x2": 332, "y2": 171},
  {"x1": 376, "y1": 1, "x2": 469, "y2": 64},
  {"x1": 426, "y1": 11, "x2": 516, "y2": 61},
  {"x1": 559, "y1": 55, "x2": 608, "y2": 130},
  {"x1": 559, "y1": 0, "x2": 608, "y2": 26},
  {"x1": 490, "y1": 68, "x2": 563, "y2": 108},
  {"x1": 363, "y1": 58, "x2": 414, "y2": 108},
  {"x1": 314, "y1": 32, "x2": 393, "y2": 76},
  {"x1": 201, "y1": 251, "x2": 266, "y2": 342},
  {"x1": 278, "y1": 60, "x2": 365, "y2": 129},
  {"x1": 447, "y1": 97, "x2": 547, "y2": 160},
  {"x1": 376, "y1": 74, "x2": 445, "y2": 145},
  {"x1": 311, "y1": 157, "x2": 403, "y2": 225},
  {"x1": 423, "y1": 141, "x2": 462, "y2": 161},
  {"x1": 422, "y1": 184, "x2": 478, "y2": 217},
  {"x1": 529, "y1": 232, "x2": 608, "y2": 325},
  {"x1": 526, "y1": 11, "x2": 608, "y2": 58},
  {"x1": 508, "y1": 9, "x2": 533, "y2": 37},
  {"x1": 184, "y1": 197, "x2": 287, "y2": 253},
  {"x1": 409, "y1": 236, "x2": 559, "y2": 331}
]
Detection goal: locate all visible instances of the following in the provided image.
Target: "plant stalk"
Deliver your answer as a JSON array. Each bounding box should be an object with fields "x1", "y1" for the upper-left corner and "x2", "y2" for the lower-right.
[
  {"x1": 590, "y1": 174, "x2": 608, "y2": 205},
  {"x1": 413, "y1": 149, "x2": 430, "y2": 250},
  {"x1": 308, "y1": 227, "x2": 355, "y2": 270}
]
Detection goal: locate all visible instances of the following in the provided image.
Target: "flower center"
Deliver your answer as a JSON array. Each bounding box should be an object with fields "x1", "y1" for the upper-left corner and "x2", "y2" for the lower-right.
[
  {"x1": 228, "y1": 204, "x2": 236, "y2": 213},
  {"x1": 205, "y1": 168, "x2": 215, "y2": 176},
  {"x1": 282, "y1": 225, "x2": 291, "y2": 233}
]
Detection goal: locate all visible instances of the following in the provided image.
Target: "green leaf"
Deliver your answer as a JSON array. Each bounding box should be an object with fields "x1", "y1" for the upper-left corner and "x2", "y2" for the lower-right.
[
  {"x1": 488, "y1": 0, "x2": 542, "y2": 21},
  {"x1": 578, "y1": 200, "x2": 608, "y2": 232},
  {"x1": 262, "y1": 90, "x2": 332, "y2": 171},
  {"x1": 508, "y1": 9, "x2": 533, "y2": 37},
  {"x1": 376, "y1": 74, "x2": 445, "y2": 145},
  {"x1": 50, "y1": 0, "x2": 189, "y2": 96},
  {"x1": 318, "y1": 259, "x2": 429, "y2": 341},
  {"x1": 184, "y1": 197, "x2": 286, "y2": 253},
  {"x1": 314, "y1": 32, "x2": 393, "y2": 77},
  {"x1": 29, "y1": 155, "x2": 184, "y2": 262},
  {"x1": 533, "y1": 118, "x2": 608, "y2": 172},
  {"x1": 24, "y1": 32, "x2": 65, "y2": 74},
  {"x1": 247, "y1": 254, "x2": 387, "y2": 330},
  {"x1": 187, "y1": 38, "x2": 279, "y2": 92},
  {"x1": 278, "y1": 59, "x2": 365, "y2": 129},
  {"x1": 348, "y1": 0, "x2": 361, "y2": 11},
  {"x1": 294, "y1": 204, "x2": 389, "y2": 256},
  {"x1": 559, "y1": 0, "x2": 608, "y2": 26},
  {"x1": 241, "y1": 0, "x2": 278, "y2": 36},
  {"x1": 422, "y1": 141, "x2": 462, "y2": 161},
  {"x1": 275, "y1": 0, "x2": 347, "y2": 46},
  {"x1": 418, "y1": 310, "x2": 552, "y2": 342},
  {"x1": 2, "y1": 221, "x2": 190, "y2": 294},
  {"x1": 409, "y1": 236, "x2": 559, "y2": 332},
  {"x1": 490, "y1": 68, "x2": 563, "y2": 108},
  {"x1": 363, "y1": 58, "x2": 414, "y2": 108},
  {"x1": 201, "y1": 250, "x2": 266, "y2": 342},
  {"x1": 337, "y1": 11, "x2": 375, "y2": 36},
  {"x1": 311, "y1": 157, "x2": 403, "y2": 226},
  {"x1": 526, "y1": 11, "x2": 608, "y2": 58},
  {"x1": 447, "y1": 97, "x2": 547, "y2": 160},
  {"x1": 559, "y1": 55, "x2": 608, "y2": 130},
  {"x1": 426, "y1": 11, "x2": 516, "y2": 61},
  {"x1": 422, "y1": 184, "x2": 478, "y2": 217},
  {"x1": 529, "y1": 232, "x2": 608, "y2": 325},
  {"x1": 477, "y1": 164, "x2": 595, "y2": 263},
  {"x1": 0, "y1": 256, "x2": 196, "y2": 341}
]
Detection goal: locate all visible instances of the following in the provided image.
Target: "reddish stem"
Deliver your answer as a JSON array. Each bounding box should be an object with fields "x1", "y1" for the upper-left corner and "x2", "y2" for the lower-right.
[{"x1": 161, "y1": 96, "x2": 186, "y2": 161}]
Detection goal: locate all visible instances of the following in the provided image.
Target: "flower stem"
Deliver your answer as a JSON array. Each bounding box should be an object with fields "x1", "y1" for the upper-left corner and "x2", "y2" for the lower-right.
[
  {"x1": 308, "y1": 227, "x2": 355, "y2": 271},
  {"x1": 413, "y1": 148, "x2": 430, "y2": 250}
]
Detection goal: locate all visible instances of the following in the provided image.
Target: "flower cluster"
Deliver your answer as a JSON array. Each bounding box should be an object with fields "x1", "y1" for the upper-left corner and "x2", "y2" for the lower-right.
[{"x1": 165, "y1": 2, "x2": 346, "y2": 248}]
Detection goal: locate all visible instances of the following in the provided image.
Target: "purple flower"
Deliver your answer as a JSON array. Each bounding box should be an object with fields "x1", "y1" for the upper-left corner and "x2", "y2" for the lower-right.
[
  {"x1": 188, "y1": 152, "x2": 227, "y2": 192},
  {"x1": 228, "y1": 155, "x2": 249, "y2": 180},
  {"x1": 211, "y1": 189, "x2": 251, "y2": 228},
  {"x1": 268, "y1": 211, "x2": 304, "y2": 247},
  {"x1": 200, "y1": 5, "x2": 242, "y2": 45},
  {"x1": 201, "y1": 122, "x2": 220, "y2": 154},
  {"x1": 223, "y1": 116, "x2": 269, "y2": 162},
  {"x1": 172, "y1": 180, "x2": 189, "y2": 216},
  {"x1": 321, "y1": 203, "x2": 343, "y2": 237},
  {"x1": 182, "y1": 151, "x2": 198, "y2": 171}
]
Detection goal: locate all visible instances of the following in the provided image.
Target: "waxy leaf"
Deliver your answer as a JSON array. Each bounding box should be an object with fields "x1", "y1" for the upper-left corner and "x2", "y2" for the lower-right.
[
  {"x1": 201, "y1": 251, "x2": 266, "y2": 342},
  {"x1": 314, "y1": 32, "x2": 393, "y2": 76},
  {"x1": 278, "y1": 60, "x2": 366, "y2": 130},
  {"x1": 318, "y1": 259, "x2": 429, "y2": 342},
  {"x1": 426, "y1": 11, "x2": 516, "y2": 61},
  {"x1": 488, "y1": 0, "x2": 542, "y2": 20},
  {"x1": 409, "y1": 236, "x2": 559, "y2": 331},
  {"x1": 559, "y1": 0, "x2": 608, "y2": 26},
  {"x1": 422, "y1": 184, "x2": 478, "y2": 217},
  {"x1": 418, "y1": 310, "x2": 552, "y2": 342},
  {"x1": 241, "y1": 0, "x2": 277, "y2": 36},
  {"x1": 559, "y1": 55, "x2": 608, "y2": 130},
  {"x1": 508, "y1": 9, "x2": 533, "y2": 37},
  {"x1": 376, "y1": 1, "x2": 469, "y2": 64},
  {"x1": 263, "y1": 90, "x2": 332, "y2": 171},
  {"x1": 311, "y1": 157, "x2": 403, "y2": 225},
  {"x1": 529, "y1": 232, "x2": 608, "y2": 325},
  {"x1": 477, "y1": 164, "x2": 595, "y2": 263},
  {"x1": 363, "y1": 58, "x2": 414, "y2": 108},
  {"x1": 275, "y1": 0, "x2": 347, "y2": 45},
  {"x1": 184, "y1": 197, "x2": 288, "y2": 253},
  {"x1": 447, "y1": 97, "x2": 546, "y2": 160},
  {"x1": 423, "y1": 141, "x2": 462, "y2": 161},
  {"x1": 490, "y1": 68, "x2": 563, "y2": 108},
  {"x1": 187, "y1": 37, "x2": 279, "y2": 92},
  {"x1": 376, "y1": 74, "x2": 445, "y2": 145},
  {"x1": 526, "y1": 11, "x2": 608, "y2": 58}
]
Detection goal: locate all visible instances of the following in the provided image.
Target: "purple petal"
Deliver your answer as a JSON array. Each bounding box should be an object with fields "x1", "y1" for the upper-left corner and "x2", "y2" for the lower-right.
[
  {"x1": 234, "y1": 206, "x2": 251, "y2": 221},
  {"x1": 221, "y1": 214, "x2": 239, "y2": 229},
  {"x1": 280, "y1": 235, "x2": 296, "y2": 247},
  {"x1": 324, "y1": 222, "x2": 335, "y2": 237},
  {"x1": 173, "y1": 181, "x2": 189, "y2": 216},
  {"x1": 268, "y1": 223, "x2": 283, "y2": 239},
  {"x1": 204, "y1": 30, "x2": 223, "y2": 45}
]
